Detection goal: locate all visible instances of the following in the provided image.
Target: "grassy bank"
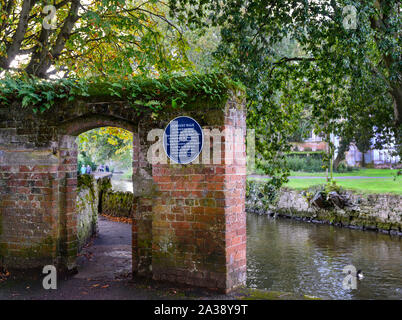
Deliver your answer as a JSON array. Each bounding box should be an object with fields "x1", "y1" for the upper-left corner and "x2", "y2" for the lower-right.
[
  {"x1": 284, "y1": 178, "x2": 401, "y2": 194},
  {"x1": 250, "y1": 169, "x2": 402, "y2": 194},
  {"x1": 290, "y1": 168, "x2": 399, "y2": 177}
]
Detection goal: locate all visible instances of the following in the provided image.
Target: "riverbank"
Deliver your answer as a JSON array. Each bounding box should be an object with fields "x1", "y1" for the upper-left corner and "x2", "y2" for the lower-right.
[{"x1": 246, "y1": 180, "x2": 402, "y2": 236}]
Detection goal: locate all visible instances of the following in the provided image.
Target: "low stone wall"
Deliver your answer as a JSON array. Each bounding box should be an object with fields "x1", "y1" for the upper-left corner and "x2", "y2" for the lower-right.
[
  {"x1": 247, "y1": 186, "x2": 402, "y2": 235},
  {"x1": 76, "y1": 175, "x2": 99, "y2": 250},
  {"x1": 102, "y1": 190, "x2": 134, "y2": 218}
]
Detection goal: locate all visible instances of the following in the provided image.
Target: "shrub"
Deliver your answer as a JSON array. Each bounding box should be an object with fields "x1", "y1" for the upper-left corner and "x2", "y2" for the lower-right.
[
  {"x1": 302, "y1": 181, "x2": 345, "y2": 202},
  {"x1": 335, "y1": 161, "x2": 358, "y2": 173},
  {"x1": 246, "y1": 180, "x2": 279, "y2": 212},
  {"x1": 286, "y1": 155, "x2": 326, "y2": 172},
  {"x1": 77, "y1": 152, "x2": 96, "y2": 173}
]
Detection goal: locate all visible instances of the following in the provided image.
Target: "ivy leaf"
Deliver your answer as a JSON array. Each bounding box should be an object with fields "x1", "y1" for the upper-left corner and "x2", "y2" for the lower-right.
[{"x1": 171, "y1": 98, "x2": 178, "y2": 109}]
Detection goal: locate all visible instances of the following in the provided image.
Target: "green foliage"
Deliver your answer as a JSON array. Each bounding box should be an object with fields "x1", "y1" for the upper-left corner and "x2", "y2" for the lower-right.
[
  {"x1": 0, "y1": 1, "x2": 191, "y2": 78},
  {"x1": 287, "y1": 151, "x2": 325, "y2": 158},
  {"x1": 354, "y1": 126, "x2": 374, "y2": 166},
  {"x1": 97, "y1": 177, "x2": 113, "y2": 194},
  {"x1": 0, "y1": 75, "x2": 86, "y2": 113},
  {"x1": 246, "y1": 180, "x2": 279, "y2": 211},
  {"x1": 324, "y1": 181, "x2": 343, "y2": 194},
  {"x1": 256, "y1": 152, "x2": 327, "y2": 173},
  {"x1": 286, "y1": 152, "x2": 356, "y2": 173},
  {"x1": 285, "y1": 156, "x2": 326, "y2": 173},
  {"x1": 78, "y1": 152, "x2": 97, "y2": 173},
  {"x1": 77, "y1": 174, "x2": 95, "y2": 196},
  {"x1": 168, "y1": 0, "x2": 402, "y2": 190},
  {"x1": 0, "y1": 73, "x2": 240, "y2": 114},
  {"x1": 102, "y1": 191, "x2": 134, "y2": 218},
  {"x1": 77, "y1": 128, "x2": 132, "y2": 171},
  {"x1": 287, "y1": 113, "x2": 313, "y2": 143},
  {"x1": 335, "y1": 161, "x2": 358, "y2": 173}
]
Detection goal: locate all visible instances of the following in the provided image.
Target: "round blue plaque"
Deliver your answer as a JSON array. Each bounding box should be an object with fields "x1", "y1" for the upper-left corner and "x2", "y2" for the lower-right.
[{"x1": 163, "y1": 116, "x2": 204, "y2": 164}]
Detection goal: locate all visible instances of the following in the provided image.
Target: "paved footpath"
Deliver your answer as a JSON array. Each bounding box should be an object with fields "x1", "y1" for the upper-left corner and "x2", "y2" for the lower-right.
[{"x1": 0, "y1": 216, "x2": 229, "y2": 300}]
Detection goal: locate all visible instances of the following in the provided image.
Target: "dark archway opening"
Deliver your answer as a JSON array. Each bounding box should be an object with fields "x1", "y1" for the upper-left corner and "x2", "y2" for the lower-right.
[{"x1": 74, "y1": 126, "x2": 134, "y2": 281}]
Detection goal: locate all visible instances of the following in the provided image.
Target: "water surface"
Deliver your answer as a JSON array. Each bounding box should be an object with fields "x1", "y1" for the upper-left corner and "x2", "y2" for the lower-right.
[
  {"x1": 111, "y1": 175, "x2": 133, "y2": 192},
  {"x1": 247, "y1": 214, "x2": 402, "y2": 299},
  {"x1": 108, "y1": 178, "x2": 402, "y2": 299}
]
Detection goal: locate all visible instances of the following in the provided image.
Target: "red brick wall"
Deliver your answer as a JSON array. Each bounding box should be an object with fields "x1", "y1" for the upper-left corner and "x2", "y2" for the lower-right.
[
  {"x1": 0, "y1": 150, "x2": 60, "y2": 268},
  {"x1": 0, "y1": 134, "x2": 80, "y2": 270},
  {"x1": 1, "y1": 94, "x2": 247, "y2": 292},
  {"x1": 292, "y1": 141, "x2": 328, "y2": 151},
  {"x1": 57, "y1": 135, "x2": 79, "y2": 270},
  {"x1": 149, "y1": 106, "x2": 247, "y2": 292},
  {"x1": 223, "y1": 108, "x2": 247, "y2": 290}
]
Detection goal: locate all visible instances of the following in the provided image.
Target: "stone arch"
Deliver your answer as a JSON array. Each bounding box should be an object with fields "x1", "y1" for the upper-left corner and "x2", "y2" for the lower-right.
[
  {"x1": 52, "y1": 104, "x2": 154, "y2": 276},
  {"x1": 55, "y1": 120, "x2": 141, "y2": 274},
  {"x1": 0, "y1": 86, "x2": 247, "y2": 292},
  {"x1": 59, "y1": 114, "x2": 137, "y2": 136}
]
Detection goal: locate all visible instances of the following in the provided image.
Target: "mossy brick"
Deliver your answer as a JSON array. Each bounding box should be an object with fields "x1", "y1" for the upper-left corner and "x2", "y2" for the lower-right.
[{"x1": 0, "y1": 81, "x2": 247, "y2": 292}]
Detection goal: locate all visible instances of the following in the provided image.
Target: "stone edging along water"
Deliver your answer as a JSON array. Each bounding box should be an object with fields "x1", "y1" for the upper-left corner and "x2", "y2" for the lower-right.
[{"x1": 246, "y1": 185, "x2": 402, "y2": 236}]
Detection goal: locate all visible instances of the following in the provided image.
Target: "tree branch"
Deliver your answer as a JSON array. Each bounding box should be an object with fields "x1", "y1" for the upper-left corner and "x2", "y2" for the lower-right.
[
  {"x1": 0, "y1": 0, "x2": 35, "y2": 69},
  {"x1": 269, "y1": 57, "x2": 315, "y2": 77},
  {"x1": 25, "y1": 0, "x2": 81, "y2": 77}
]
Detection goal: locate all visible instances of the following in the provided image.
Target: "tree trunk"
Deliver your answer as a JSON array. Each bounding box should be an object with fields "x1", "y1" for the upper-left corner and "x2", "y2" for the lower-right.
[
  {"x1": 391, "y1": 84, "x2": 402, "y2": 127},
  {"x1": 333, "y1": 137, "x2": 351, "y2": 170},
  {"x1": 25, "y1": 0, "x2": 81, "y2": 78},
  {"x1": 333, "y1": 153, "x2": 344, "y2": 169},
  {"x1": 0, "y1": 0, "x2": 35, "y2": 69}
]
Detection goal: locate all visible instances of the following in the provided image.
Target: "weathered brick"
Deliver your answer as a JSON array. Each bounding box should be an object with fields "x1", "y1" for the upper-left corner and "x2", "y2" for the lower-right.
[{"x1": 0, "y1": 90, "x2": 246, "y2": 293}]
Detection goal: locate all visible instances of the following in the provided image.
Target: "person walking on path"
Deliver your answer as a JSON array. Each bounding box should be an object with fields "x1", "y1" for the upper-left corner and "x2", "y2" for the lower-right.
[{"x1": 80, "y1": 165, "x2": 86, "y2": 175}]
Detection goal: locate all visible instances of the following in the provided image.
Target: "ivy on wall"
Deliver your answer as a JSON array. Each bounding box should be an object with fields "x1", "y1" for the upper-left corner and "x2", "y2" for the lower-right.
[{"x1": 0, "y1": 73, "x2": 244, "y2": 114}]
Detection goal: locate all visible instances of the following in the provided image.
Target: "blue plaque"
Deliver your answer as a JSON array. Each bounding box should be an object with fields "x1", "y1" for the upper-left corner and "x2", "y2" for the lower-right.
[{"x1": 163, "y1": 116, "x2": 204, "y2": 164}]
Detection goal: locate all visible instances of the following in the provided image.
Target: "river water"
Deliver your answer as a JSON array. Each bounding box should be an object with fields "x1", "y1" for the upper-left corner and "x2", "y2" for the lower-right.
[
  {"x1": 110, "y1": 179, "x2": 401, "y2": 299},
  {"x1": 111, "y1": 176, "x2": 133, "y2": 192},
  {"x1": 247, "y1": 214, "x2": 402, "y2": 300},
  {"x1": 111, "y1": 179, "x2": 133, "y2": 192}
]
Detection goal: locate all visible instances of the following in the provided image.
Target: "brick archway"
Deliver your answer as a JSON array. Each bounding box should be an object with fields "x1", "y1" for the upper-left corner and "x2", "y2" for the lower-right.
[{"x1": 0, "y1": 89, "x2": 247, "y2": 292}]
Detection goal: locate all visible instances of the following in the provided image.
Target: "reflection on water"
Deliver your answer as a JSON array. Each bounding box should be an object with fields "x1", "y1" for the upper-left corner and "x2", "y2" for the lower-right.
[
  {"x1": 247, "y1": 214, "x2": 402, "y2": 300},
  {"x1": 111, "y1": 175, "x2": 133, "y2": 192}
]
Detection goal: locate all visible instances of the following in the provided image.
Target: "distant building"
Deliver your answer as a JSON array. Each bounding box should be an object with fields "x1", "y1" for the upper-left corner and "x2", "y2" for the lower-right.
[
  {"x1": 344, "y1": 144, "x2": 400, "y2": 167},
  {"x1": 291, "y1": 130, "x2": 400, "y2": 167},
  {"x1": 291, "y1": 131, "x2": 328, "y2": 152}
]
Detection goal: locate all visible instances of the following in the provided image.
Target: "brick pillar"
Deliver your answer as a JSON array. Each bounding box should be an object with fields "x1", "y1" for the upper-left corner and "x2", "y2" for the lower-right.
[
  {"x1": 56, "y1": 135, "x2": 79, "y2": 271},
  {"x1": 150, "y1": 105, "x2": 247, "y2": 292},
  {"x1": 223, "y1": 107, "x2": 247, "y2": 290},
  {"x1": 132, "y1": 132, "x2": 154, "y2": 275},
  {"x1": 0, "y1": 126, "x2": 60, "y2": 269}
]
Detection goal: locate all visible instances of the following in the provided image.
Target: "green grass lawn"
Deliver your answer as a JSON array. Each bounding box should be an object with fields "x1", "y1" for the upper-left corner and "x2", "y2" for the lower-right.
[
  {"x1": 284, "y1": 178, "x2": 401, "y2": 195},
  {"x1": 250, "y1": 169, "x2": 402, "y2": 194},
  {"x1": 290, "y1": 168, "x2": 399, "y2": 177}
]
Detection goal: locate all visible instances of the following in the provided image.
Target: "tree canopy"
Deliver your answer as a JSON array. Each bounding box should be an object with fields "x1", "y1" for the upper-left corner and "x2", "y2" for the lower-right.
[
  {"x1": 77, "y1": 127, "x2": 133, "y2": 170},
  {"x1": 168, "y1": 0, "x2": 401, "y2": 184},
  {"x1": 0, "y1": 0, "x2": 189, "y2": 78},
  {"x1": 1, "y1": 0, "x2": 400, "y2": 187}
]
